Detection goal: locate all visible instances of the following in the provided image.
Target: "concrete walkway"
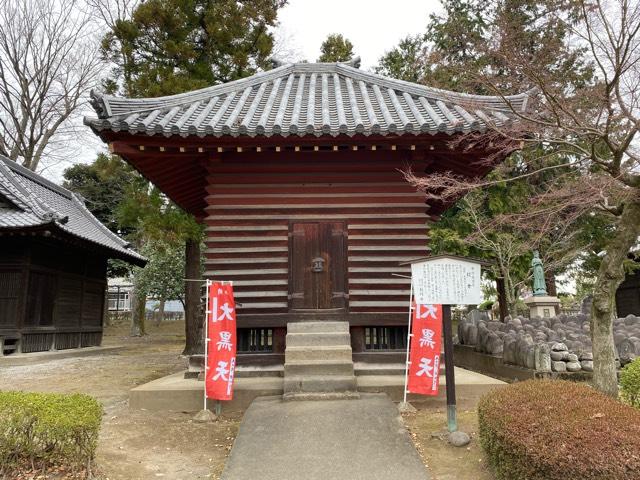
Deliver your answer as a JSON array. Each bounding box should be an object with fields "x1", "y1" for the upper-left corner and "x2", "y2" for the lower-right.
[{"x1": 221, "y1": 393, "x2": 429, "y2": 480}]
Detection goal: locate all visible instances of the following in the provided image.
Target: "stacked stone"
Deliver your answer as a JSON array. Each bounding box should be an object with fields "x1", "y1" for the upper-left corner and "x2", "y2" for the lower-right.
[
  {"x1": 549, "y1": 343, "x2": 582, "y2": 372},
  {"x1": 457, "y1": 311, "x2": 640, "y2": 373},
  {"x1": 615, "y1": 315, "x2": 640, "y2": 364}
]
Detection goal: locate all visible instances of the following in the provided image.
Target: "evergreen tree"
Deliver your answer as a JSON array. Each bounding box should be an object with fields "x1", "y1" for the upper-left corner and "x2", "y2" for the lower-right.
[
  {"x1": 318, "y1": 34, "x2": 354, "y2": 62},
  {"x1": 101, "y1": 0, "x2": 286, "y2": 95},
  {"x1": 63, "y1": 153, "x2": 135, "y2": 234},
  {"x1": 374, "y1": 36, "x2": 429, "y2": 82},
  {"x1": 95, "y1": 0, "x2": 288, "y2": 350}
]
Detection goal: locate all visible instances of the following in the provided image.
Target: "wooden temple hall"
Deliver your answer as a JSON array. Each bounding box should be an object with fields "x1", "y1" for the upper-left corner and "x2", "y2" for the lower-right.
[
  {"x1": 0, "y1": 156, "x2": 145, "y2": 356},
  {"x1": 87, "y1": 59, "x2": 530, "y2": 365}
]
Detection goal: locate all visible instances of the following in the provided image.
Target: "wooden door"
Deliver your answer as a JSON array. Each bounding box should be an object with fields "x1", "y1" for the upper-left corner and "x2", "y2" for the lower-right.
[{"x1": 289, "y1": 222, "x2": 347, "y2": 310}]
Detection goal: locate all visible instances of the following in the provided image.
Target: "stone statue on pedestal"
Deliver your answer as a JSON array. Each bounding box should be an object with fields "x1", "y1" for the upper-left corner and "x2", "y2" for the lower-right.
[
  {"x1": 525, "y1": 250, "x2": 560, "y2": 318},
  {"x1": 532, "y1": 250, "x2": 547, "y2": 297}
]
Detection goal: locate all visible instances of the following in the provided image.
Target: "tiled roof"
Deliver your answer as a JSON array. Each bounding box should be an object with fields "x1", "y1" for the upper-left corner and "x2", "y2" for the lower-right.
[
  {"x1": 85, "y1": 61, "x2": 533, "y2": 139},
  {"x1": 0, "y1": 156, "x2": 145, "y2": 265}
]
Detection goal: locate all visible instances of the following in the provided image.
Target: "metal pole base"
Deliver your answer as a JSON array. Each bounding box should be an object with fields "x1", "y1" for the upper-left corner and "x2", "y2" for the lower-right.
[{"x1": 447, "y1": 404, "x2": 457, "y2": 432}]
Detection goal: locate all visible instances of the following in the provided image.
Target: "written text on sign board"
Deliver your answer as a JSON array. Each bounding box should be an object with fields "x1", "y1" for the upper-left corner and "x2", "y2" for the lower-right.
[{"x1": 411, "y1": 258, "x2": 482, "y2": 305}]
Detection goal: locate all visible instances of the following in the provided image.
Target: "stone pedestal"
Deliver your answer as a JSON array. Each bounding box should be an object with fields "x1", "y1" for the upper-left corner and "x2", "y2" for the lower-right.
[{"x1": 524, "y1": 295, "x2": 561, "y2": 318}]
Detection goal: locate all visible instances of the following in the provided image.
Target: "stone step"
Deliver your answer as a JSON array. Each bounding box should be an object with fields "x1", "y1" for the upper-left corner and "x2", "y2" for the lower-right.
[
  {"x1": 287, "y1": 310, "x2": 347, "y2": 322},
  {"x1": 287, "y1": 321, "x2": 349, "y2": 334},
  {"x1": 235, "y1": 365, "x2": 284, "y2": 378},
  {"x1": 282, "y1": 391, "x2": 360, "y2": 401},
  {"x1": 285, "y1": 345, "x2": 353, "y2": 362},
  {"x1": 284, "y1": 360, "x2": 355, "y2": 376},
  {"x1": 354, "y1": 363, "x2": 406, "y2": 376},
  {"x1": 353, "y1": 363, "x2": 446, "y2": 376},
  {"x1": 284, "y1": 374, "x2": 358, "y2": 394},
  {"x1": 286, "y1": 332, "x2": 351, "y2": 348}
]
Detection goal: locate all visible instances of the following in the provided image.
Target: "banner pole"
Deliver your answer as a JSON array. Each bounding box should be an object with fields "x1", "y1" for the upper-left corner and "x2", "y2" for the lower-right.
[
  {"x1": 203, "y1": 279, "x2": 211, "y2": 411},
  {"x1": 402, "y1": 282, "x2": 414, "y2": 405}
]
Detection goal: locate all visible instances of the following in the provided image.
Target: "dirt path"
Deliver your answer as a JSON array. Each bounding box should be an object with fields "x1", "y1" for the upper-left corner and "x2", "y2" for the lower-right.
[
  {"x1": 0, "y1": 321, "x2": 240, "y2": 480},
  {"x1": 403, "y1": 408, "x2": 493, "y2": 480}
]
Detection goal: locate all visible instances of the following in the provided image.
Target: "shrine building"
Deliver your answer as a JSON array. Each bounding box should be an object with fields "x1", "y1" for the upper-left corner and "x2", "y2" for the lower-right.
[
  {"x1": 0, "y1": 155, "x2": 145, "y2": 356},
  {"x1": 86, "y1": 59, "x2": 530, "y2": 366}
]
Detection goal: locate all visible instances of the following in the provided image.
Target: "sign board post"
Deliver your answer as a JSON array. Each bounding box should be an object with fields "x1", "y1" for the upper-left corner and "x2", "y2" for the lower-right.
[
  {"x1": 441, "y1": 304, "x2": 456, "y2": 432},
  {"x1": 403, "y1": 255, "x2": 487, "y2": 433}
]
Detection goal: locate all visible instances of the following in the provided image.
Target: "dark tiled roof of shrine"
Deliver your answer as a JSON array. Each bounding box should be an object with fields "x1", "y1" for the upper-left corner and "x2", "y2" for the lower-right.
[
  {"x1": 85, "y1": 60, "x2": 534, "y2": 139},
  {"x1": 0, "y1": 155, "x2": 145, "y2": 265}
]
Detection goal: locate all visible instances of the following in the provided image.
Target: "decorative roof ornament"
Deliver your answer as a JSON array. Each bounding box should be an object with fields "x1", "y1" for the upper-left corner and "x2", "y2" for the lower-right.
[
  {"x1": 89, "y1": 89, "x2": 108, "y2": 119},
  {"x1": 341, "y1": 56, "x2": 361, "y2": 69},
  {"x1": 270, "y1": 57, "x2": 288, "y2": 69}
]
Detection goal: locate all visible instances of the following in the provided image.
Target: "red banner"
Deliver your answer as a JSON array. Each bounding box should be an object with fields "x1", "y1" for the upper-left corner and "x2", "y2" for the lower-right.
[
  {"x1": 205, "y1": 282, "x2": 237, "y2": 401},
  {"x1": 407, "y1": 303, "x2": 443, "y2": 396}
]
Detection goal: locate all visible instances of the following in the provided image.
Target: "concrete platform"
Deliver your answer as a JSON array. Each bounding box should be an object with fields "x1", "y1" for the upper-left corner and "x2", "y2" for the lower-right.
[
  {"x1": 129, "y1": 366, "x2": 505, "y2": 412},
  {"x1": 221, "y1": 393, "x2": 429, "y2": 480},
  {"x1": 0, "y1": 345, "x2": 125, "y2": 366},
  {"x1": 129, "y1": 373, "x2": 283, "y2": 412}
]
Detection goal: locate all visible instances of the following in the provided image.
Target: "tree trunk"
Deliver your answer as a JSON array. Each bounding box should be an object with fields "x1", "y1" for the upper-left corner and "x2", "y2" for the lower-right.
[
  {"x1": 496, "y1": 277, "x2": 509, "y2": 321},
  {"x1": 103, "y1": 287, "x2": 111, "y2": 327},
  {"x1": 503, "y1": 273, "x2": 518, "y2": 318},
  {"x1": 182, "y1": 238, "x2": 203, "y2": 356},
  {"x1": 545, "y1": 272, "x2": 558, "y2": 297},
  {"x1": 130, "y1": 285, "x2": 147, "y2": 337},
  {"x1": 591, "y1": 199, "x2": 640, "y2": 397},
  {"x1": 155, "y1": 297, "x2": 166, "y2": 327}
]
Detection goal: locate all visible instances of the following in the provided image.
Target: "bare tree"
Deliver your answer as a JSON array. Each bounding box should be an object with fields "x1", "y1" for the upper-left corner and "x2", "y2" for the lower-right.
[
  {"x1": 441, "y1": 183, "x2": 593, "y2": 316},
  {"x1": 408, "y1": 0, "x2": 640, "y2": 396},
  {"x1": 0, "y1": 0, "x2": 102, "y2": 171}
]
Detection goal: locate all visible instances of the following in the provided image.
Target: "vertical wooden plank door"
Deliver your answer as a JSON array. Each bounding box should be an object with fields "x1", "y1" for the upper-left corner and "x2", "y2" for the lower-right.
[{"x1": 289, "y1": 222, "x2": 347, "y2": 310}]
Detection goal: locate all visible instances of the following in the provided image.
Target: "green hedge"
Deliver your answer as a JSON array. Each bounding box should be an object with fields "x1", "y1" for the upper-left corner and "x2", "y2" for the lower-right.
[
  {"x1": 478, "y1": 380, "x2": 640, "y2": 480},
  {"x1": 0, "y1": 391, "x2": 102, "y2": 475},
  {"x1": 621, "y1": 357, "x2": 640, "y2": 408}
]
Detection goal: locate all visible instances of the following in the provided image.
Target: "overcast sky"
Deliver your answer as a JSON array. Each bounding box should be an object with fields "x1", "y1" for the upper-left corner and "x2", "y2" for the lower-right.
[{"x1": 276, "y1": 0, "x2": 441, "y2": 68}]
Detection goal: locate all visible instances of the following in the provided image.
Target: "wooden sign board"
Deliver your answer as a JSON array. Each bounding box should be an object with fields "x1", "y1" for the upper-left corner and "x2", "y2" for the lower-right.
[{"x1": 411, "y1": 257, "x2": 482, "y2": 305}]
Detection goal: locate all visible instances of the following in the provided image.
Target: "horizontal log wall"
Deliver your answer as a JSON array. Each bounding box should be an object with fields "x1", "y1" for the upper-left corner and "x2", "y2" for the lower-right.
[{"x1": 204, "y1": 152, "x2": 430, "y2": 320}]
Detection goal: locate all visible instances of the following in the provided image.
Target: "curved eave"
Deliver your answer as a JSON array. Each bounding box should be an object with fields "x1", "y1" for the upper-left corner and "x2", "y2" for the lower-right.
[{"x1": 84, "y1": 116, "x2": 498, "y2": 139}]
